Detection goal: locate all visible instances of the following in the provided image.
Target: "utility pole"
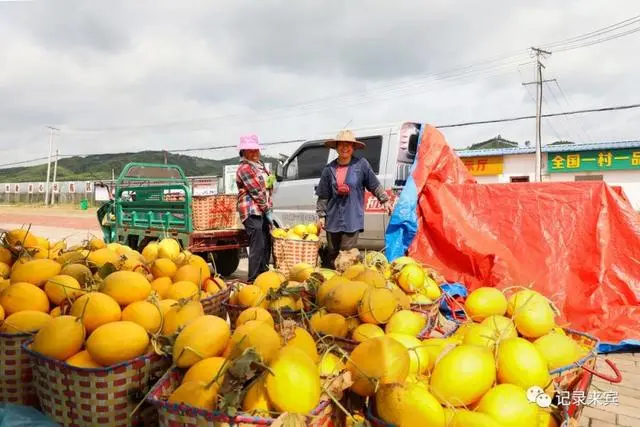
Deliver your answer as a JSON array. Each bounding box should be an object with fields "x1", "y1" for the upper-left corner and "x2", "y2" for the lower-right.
[
  {"x1": 522, "y1": 48, "x2": 553, "y2": 182},
  {"x1": 164, "y1": 150, "x2": 168, "y2": 164},
  {"x1": 51, "y1": 150, "x2": 59, "y2": 205},
  {"x1": 44, "y1": 127, "x2": 59, "y2": 205}
]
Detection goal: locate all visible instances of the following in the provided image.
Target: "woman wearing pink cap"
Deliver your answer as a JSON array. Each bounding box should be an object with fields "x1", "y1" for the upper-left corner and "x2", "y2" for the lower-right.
[{"x1": 235, "y1": 134, "x2": 276, "y2": 282}]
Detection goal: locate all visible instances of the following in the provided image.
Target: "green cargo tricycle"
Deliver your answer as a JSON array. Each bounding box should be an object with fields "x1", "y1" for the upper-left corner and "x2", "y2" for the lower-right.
[{"x1": 97, "y1": 162, "x2": 247, "y2": 277}]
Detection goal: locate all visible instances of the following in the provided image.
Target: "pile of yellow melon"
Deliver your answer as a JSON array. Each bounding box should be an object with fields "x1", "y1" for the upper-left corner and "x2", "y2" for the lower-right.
[
  {"x1": 167, "y1": 307, "x2": 330, "y2": 417},
  {"x1": 361, "y1": 286, "x2": 590, "y2": 427},
  {"x1": 0, "y1": 228, "x2": 227, "y2": 370},
  {"x1": 271, "y1": 223, "x2": 319, "y2": 241}
]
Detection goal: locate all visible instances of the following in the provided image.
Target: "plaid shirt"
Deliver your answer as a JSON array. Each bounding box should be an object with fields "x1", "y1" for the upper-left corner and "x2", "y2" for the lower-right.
[{"x1": 236, "y1": 160, "x2": 273, "y2": 223}]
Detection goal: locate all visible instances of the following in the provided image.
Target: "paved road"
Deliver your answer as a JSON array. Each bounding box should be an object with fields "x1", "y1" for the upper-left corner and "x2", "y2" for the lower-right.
[{"x1": 1, "y1": 206, "x2": 638, "y2": 426}]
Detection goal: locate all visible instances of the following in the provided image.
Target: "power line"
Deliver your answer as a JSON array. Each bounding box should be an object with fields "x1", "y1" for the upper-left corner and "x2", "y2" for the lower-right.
[
  {"x1": 2, "y1": 102, "x2": 640, "y2": 171},
  {"x1": 541, "y1": 15, "x2": 640, "y2": 49},
  {"x1": 437, "y1": 102, "x2": 640, "y2": 128}
]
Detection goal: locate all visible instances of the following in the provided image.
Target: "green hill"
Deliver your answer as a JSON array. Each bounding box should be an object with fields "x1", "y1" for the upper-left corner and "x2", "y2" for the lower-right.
[{"x1": 0, "y1": 151, "x2": 280, "y2": 182}]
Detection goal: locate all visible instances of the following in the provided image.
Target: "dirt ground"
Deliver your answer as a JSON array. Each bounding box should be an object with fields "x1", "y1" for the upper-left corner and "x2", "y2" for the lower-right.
[{"x1": 1, "y1": 205, "x2": 638, "y2": 426}]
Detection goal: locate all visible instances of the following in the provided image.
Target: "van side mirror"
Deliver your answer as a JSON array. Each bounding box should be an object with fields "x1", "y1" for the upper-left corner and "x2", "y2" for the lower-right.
[{"x1": 275, "y1": 163, "x2": 284, "y2": 182}]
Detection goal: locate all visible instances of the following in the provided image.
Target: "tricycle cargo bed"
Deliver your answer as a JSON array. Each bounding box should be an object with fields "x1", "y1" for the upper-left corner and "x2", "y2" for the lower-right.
[{"x1": 189, "y1": 229, "x2": 248, "y2": 253}]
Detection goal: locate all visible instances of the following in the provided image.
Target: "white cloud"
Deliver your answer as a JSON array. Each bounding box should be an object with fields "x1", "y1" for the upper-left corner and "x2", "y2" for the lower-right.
[{"x1": 0, "y1": 0, "x2": 639, "y2": 169}]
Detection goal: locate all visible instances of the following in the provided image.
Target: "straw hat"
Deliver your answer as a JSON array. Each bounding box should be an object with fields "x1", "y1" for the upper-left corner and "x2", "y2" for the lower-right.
[{"x1": 325, "y1": 130, "x2": 366, "y2": 150}]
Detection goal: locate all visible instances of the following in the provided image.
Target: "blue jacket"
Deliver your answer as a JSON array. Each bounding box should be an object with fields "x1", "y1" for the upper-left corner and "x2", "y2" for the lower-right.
[{"x1": 315, "y1": 157, "x2": 387, "y2": 233}]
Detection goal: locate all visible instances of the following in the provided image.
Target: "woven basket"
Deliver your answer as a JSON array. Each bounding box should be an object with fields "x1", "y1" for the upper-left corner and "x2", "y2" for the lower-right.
[
  {"x1": 147, "y1": 367, "x2": 337, "y2": 427},
  {"x1": 559, "y1": 368, "x2": 594, "y2": 426},
  {"x1": 200, "y1": 284, "x2": 233, "y2": 318},
  {"x1": 0, "y1": 332, "x2": 38, "y2": 407},
  {"x1": 549, "y1": 329, "x2": 599, "y2": 391},
  {"x1": 192, "y1": 195, "x2": 241, "y2": 231},
  {"x1": 272, "y1": 237, "x2": 319, "y2": 277},
  {"x1": 23, "y1": 340, "x2": 170, "y2": 427}
]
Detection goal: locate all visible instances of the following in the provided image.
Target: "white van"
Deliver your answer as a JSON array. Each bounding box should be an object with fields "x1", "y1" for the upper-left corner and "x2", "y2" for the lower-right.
[{"x1": 271, "y1": 121, "x2": 422, "y2": 253}]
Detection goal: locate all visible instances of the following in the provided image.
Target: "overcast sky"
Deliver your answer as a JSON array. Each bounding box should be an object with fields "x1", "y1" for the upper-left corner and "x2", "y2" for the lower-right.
[{"x1": 1, "y1": 0, "x2": 639, "y2": 167}]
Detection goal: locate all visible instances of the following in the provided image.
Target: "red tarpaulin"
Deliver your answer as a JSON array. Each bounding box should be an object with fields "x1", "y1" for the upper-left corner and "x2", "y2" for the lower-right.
[{"x1": 407, "y1": 125, "x2": 640, "y2": 345}]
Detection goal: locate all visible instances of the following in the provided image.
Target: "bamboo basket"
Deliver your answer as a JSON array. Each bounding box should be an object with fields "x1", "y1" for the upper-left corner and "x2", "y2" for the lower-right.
[
  {"x1": 147, "y1": 368, "x2": 337, "y2": 427},
  {"x1": 200, "y1": 283, "x2": 234, "y2": 318},
  {"x1": 0, "y1": 332, "x2": 38, "y2": 407},
  {"x1": 272, "y1": 237, "x2": 320, "y2": 277},
  {"x1": 23, "y1": 340, "x2": 170, "y2": 427},
  {"x1": 192, "y1": 195, "x2": 241, "y2": 231}
]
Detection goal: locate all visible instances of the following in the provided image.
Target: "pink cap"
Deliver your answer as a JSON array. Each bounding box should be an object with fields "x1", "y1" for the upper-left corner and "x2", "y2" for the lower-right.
[{"x1": 238, "y1": 134, "x2": 262, "y2": 151}]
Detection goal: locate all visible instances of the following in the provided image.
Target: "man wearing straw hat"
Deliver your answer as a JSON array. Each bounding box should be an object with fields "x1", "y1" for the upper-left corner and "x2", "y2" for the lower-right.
[{"x1": 315, "y1": 130, "x2": 393, "y2": 269}]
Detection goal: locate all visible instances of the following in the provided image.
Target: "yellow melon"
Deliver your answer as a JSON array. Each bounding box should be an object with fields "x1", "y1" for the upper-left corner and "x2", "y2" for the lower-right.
[
  {"x1": 269, "y1": 296, "x2": 303, "y2": 311},
  {"x1": 162, "y1": 300, "x2": 205, "y2": 336},
  {"x1": 158, "y1": 299, "x2": 177, "y2": 316},
  {"x1": 60, "y1": 263, "x2": 93, "y2": 285},
  {"x1": 354, "y1": 269, "x2": 386, "y2": 288},
  {"x1": 44, "y1": 275, "x2": 84, "y2": 306},
  {"x1": 0, "y1": 262, "x2": 10, "y2": 279},
  {"x1": 347, "y1": 336, "x2": 410, "y2": 397},
  {"x1": 421, "y1": 337, "x2": 458, "y2": 372},
  {"x1": 141, "y1": 242, "x2": 159, "y2": 263},
  {"x1": 395, "y1": 263, "x2": 425, "y2": 293},
  {"x1": 324, "y1": 280, "x2": 369, "y2": 316},
  {"x1": 253, "y1": 270, "x2": 285, "y2": 294},
  {"x1": 100, "y1": 271, "x2": 151, "y2": 306},
  {"x1": 0, "y1": 247, "x2": 14, "y2": 266},
  {"x1": 173, "y1": 315, "x2": 230, "y2": 368},
  {"x1": 187, "y1": 255, "x2": 211, "y2": 282},
  {"x1": 151, "y1": 258, "x2": 178, "y2": 279},
  {"x1": 386, "y1": 333, "x2": 430, "y2": 376},
  {"x1": 496, "y1": 337, "x2": 551, "y2": 390},
  {"x1": 0, "y1": 310, "x2": 52, "y2": 334},
  {"x1": 173, "y1": 264, "x2": 205, "y2": 286},
  {"x1": 5, "y1": 229, "x2": 39, "y2": 249},
  {"x1": 430, "y1": 344, "x2": 496, "y2": 407},
  {"x1": 228, "y1": 320, "x2": 282, "y2": 363},
  {"x1": 158, "y1": 238, "x2": 181, "y2": 261},
  {"x1": 183, "y1": 356, "x2": 227, "y2": 385},
  {"x1": 316, "y1": 275, "x2": 344, "y2": 306},
  {"x1": 476, "y1": 384, "x2": 538, "y2": 427},
  {"x1": 318, "y1": 352, "x2": 346, "y2": 377},
  {"x1": 236, "y1": 307, "x2": 274, "y2": 328},
  {"x1": 0, "y1": 282, "x2": 50, "y2": 315},
  {"x1": 351, "y1": 323, "x2": 385, "y2": 342},
  {"x1": 237, "y1": 284, "x2": 267, "y2": 308},
  {"x1": 289, "y1": 263, "x2": 314, "y2": 283},
  {"x1": 165, "y1": 280, "x2": 200, "y2": 301},
  {"x1": 87, "y1": 248, "x2": 121, "y2": 268},
  {"x1": 243, "y1": 376, "x2": 271, "y2": 415},
  {"x1": 31, "y1": 315, "x2": 85, "y2": 360},
  {"x1": 122, "y1": 301, "x2": 162, "y2": 333},
  {"x1": 70, "y1": 292, "x2": 122, "y2": 333},
  {"x1": 534, "y1": 332, "x2": 583, "y2": 370},
  {"x1": 86, "y1": 321, "x2": 149, "y2": 366},
  {"x1": 358, "y1": 286, "x2": 397, "y2": 324},
  {"x1": 513, "y1": 300, "x2": 556, "y2": 339},
  {"x1": 284, "y1": 327, "x2": 318, "y2": 363},
  {"x1": 375, "y1": 381, "x2": 446, "y2": 427},
  {"x1": 10, "y1": 259, "x2": 61, "y2": 287},
  {"x1": 481, "y1": 315, "x2": 518, "y2": 341},
  {"x1": 66, "y1": 350, "x2": 102, "y2": 368},
  {"x1": 506, "y1": 289, "x2": 547, "y2": 317},
  {"x1": 50, "y1": 306, "x2": 61, "y2": 317},
  {"x1": 464, "y1": 287, "x2": 508, "y2": 321},
  {"x1": 342, "y1": 264, "x2": 366, "y2": 280},
  {"x1": 309, "y1": 311, "x2": 349, "y2": 338},
  {"x1": 266, "y1": 347, "x2": 321, "y2": 414},
  {"x1": 168, "y1": 380, "x2": 218, "y2": 410},
  {"x1": 151, "y1": 277, "x2": 172, "y2": 299},
  {"x1": 385, "y1": 310, "x2": 427, "y2": 336}
]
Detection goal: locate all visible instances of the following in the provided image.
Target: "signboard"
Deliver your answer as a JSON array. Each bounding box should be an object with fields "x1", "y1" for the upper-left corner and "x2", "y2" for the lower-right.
[
  {"x1": 364, "y1": 190, "x2": 398, "y2": 213},
  {"x1": 192, "y1": 178, "x2": 218, "y2": 196},
  {"x1": 85, "y1": 182, "x2": 93, "y2": 193},
  {"x1": 13, "y1": 184, "x2": 19, "y2": 193},
  {"x1": 28, "y1": 184, "x2": 34, "y2": 194},
  {"x1": 69, "y1": 183, "x2": 76, "y2": 193},
  {"x1": 38, "y1": 183, "x2": 45, "y2": 193},
  {"x1": 52, "y1": 183, "x2": 59, "y2": 194},
  {"x1": 462, "y1": 156, "x2": 504, "y2": 176},
  {"x1": 548, "y1": 148, "x2": 640, "y2": 173},
  {"x1": 4, "y1": 184, "x2": 9, "y2": 193},
  {"x1": 224, "y1": 163, "x2": 272, "y2": 195}
]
